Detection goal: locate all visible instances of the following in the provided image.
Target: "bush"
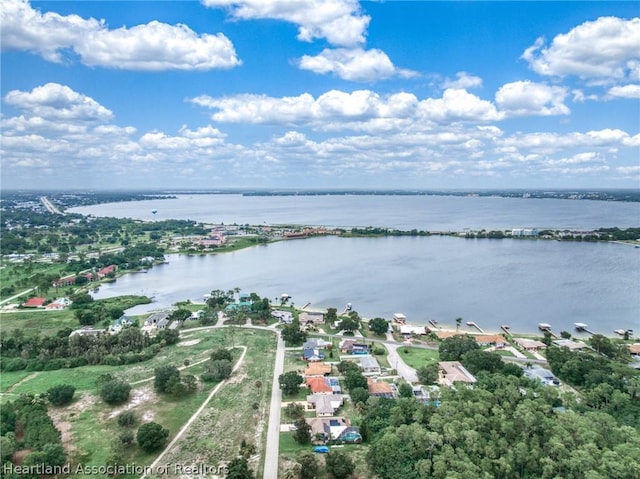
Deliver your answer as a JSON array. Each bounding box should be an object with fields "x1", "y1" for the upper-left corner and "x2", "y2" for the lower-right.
[
  {"x1": 47, "y1": 384, "x2": 76, "y2": 406},
  {"x1": 136, "y1": 422, "x2": 169, "y2": 452},
  {"x1": 117, "y1": 411, "x2": 136, "y2": 427},
  {"x1": 201, "y1": 359, "x2": 232, "y2": 383},
  {"x1": 100, "y1": 380, "x2": 131, "y2": 405},
  {"x1": 2, "y1": 358, "x2": 27, "y2": 372}
]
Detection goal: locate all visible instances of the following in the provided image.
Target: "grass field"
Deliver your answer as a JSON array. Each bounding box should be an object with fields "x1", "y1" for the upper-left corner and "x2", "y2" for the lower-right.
[
  {"x1": 398, "y1": 347, "x2": 440, "y2": 369},
  {"x1": 0, "y1": 309, "x2": 78, "y2": 336}
]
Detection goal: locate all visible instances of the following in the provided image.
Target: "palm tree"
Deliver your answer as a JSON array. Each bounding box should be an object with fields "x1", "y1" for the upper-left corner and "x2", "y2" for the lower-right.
[{"x1": 455, "y1": 317, "x2": 462, "y2": 331}]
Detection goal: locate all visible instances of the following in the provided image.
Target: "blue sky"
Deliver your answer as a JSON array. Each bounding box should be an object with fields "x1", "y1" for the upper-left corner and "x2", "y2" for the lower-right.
[{"x1": 1, "y1": 0, "x2": 639, "y2": 190}]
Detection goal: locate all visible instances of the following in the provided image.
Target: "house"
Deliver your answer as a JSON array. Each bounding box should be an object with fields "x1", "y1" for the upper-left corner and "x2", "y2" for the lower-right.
[
  {"x1": 305, "y1": 362, "x2": 332, "y2": 377},
  {"x1": 69, "y1": 326, "x2": 106, "y2": 338},
  {"x1": 306, "y1": 377, "x2": 334, "y2": 395},
  {"x1": 400, "y1": 325, "x2": 428, "y2": 337},
  {"x1": 45, "y1": 298, "x2": 71, "y2": 310},
  {"x1": 474, "y1": 334, "x2": 508, "y2": 348},
  {"x1": 339, "y1": 339, "x2": 370, "y2": 354},
  {"x1": 306, "y1": 417, "x2": 361, "y2": 443},
  {"x1": 306, "y1": 394, "x2": 343, "y2": 416},
  {"x1": 272, "y1": 310, "x2": 293, "y2": 324},
  {"x1": 511, "y1": 228, "x2": 539, "y2": 237},
  {"x1": 303, "y1": 338, "x2": 332, "y2": 350},
  {"x1": 110, "y1": 315, "x2": 134, "y2": 334},
  {"x1": 412, "y1": 385, "x2": 441, "y2": 405},
  {"x1": 553, "y1": 339, "x2": 588, "y2": 351},
  {"x1": 513, "y1": 338, "x2": 547, "y2": 351},
  {"x1": 392, "y1": 313, "x2": 407, "y2": 324},
  {"x1": 367, "y1": 378, "x2": 396, "y2": 398},
  {"x1": 438, "y1": 361, "x2": 477, "y2": 386},
  {"x1": 22, "y1": 297, "x2": 46, "y2": 308},
  {"x1": 302, "y1": 348, "x2": 325, "y2": 362},
  {"x1": 434, "y1": 330, "x2": 463, "y2": 340},
  {"x1": 359, "y1": 355, "x2": 381, "y2": 375},
  {"x1": 299, "y1": 311, "x2": 325, "y2": 325},
  {"x1": 524, "y1": 366, "x2": 559, "y2": 386},
  {"x1": 52, "y1": 274, "x2": 76, "y2": 288},
  {"x1": 143, "y1": 311, "x2": 171, "y2": 330},
  {"x1": 629, "y1": 344, "x2": 640, "y2": 357},
  {"x1": 97, "y1": 264, "x2": 118, "y2": 278}
]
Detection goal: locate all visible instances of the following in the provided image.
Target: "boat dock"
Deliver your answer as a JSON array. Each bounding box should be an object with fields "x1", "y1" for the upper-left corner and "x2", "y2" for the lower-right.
[
  {"x1": 574, "y1": 323, "x2": 594, "y2": 335},
  {"x1": 302, "y1": 302, "x2": 311, "y2": 309},
  {"x1": 538, "y1": 323, "x2": 558, "y2": 338},
  {"x1": 428, "y1": 319, "x2": 441, "y2": 329},
  {"x1": 466, "y1": 321, "x2": 485, "y2": 333},
  {"x1": 501, "y1": 324, "x2": 512, "y2": 336}
]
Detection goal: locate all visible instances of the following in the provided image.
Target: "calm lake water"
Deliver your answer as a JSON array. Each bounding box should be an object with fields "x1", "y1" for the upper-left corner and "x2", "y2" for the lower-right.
[
  {"x1": 69, "y1": 194, "x2": 640, "y2": 230},
  {"x1": 93, "y1": 235, "x2": 640, "y2": 336}
]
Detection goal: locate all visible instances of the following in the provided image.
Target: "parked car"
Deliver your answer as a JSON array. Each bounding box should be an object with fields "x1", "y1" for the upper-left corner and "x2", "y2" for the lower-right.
[{"x1": 313, "y1": 446, "x2": 330, "y2": 454}]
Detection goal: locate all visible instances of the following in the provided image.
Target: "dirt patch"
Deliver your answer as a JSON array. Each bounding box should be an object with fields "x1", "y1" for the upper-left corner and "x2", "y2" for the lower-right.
[
  {"x1": 178, "y1": 339, "x2": 201, "y2": 347},
  {"x1": 13, "y1": 449, "x2": 31, "y2": 465},
  {"x1": 107, "y1": 385, "x2": 157, "y2": 419}
]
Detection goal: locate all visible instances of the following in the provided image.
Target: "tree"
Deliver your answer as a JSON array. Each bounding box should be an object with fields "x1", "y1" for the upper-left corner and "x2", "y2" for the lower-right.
[
  {"x1": 417, "y1": 364, "x2": 439, "y2": 385},
  {"x1": 211, "y1": 348, "x2": 233, "y2": 361},
  {"x1": 169, "y1": 308, "x2": 191, "y2": 322},
  {"x1": 100, "y1": 380, "x2": 131, "y2": 405},
  {"x1": 438, "y1": 334, "x2": 479, "y2": 361},
  {"x1": 344, "y1": 370, "x2": 367, "y2": 391},
  {"x1": 284, "y1": 402, "x2": 305, "y2": 420},
  {"x1": 369, "y1": 317, "x2": 389, "y2": 336},
  {"x1": 461, "y1": 350, "x2": 504, "y2": 375},
  {"x1": 326, "y1": 308, "x2": 338, "y2": 324},
  {"x1": 339, "y1": 316, "x2": 359, "y2": 333},
  {"x1": 279, "y1": 371, "x2": 304, "y2": 396},
  {"x1": 202, "y1": 359, "x2": 232, "y2": 382},
  {"x1": 588, "y1": 334, "x2": 617, "y2": 359},
  {"x1": 292, "y1": 418, "x2": 311, "y2": 444},
  {"x1": 455, "y1": 317, "x2": 462, "y2": 331},
  {"x1": 47, "y1": 384, "x2": 75, "y2": 406},
  {"x1": 350, "y1": 387, "x2": 370, "y2": 405},
  {"x1": 117, "y1": 411, "x2": 136, "y2": 427},
  {"x1": 560, "y1": 330, "x2": 572, "y2": 339},
  {"x1": 154, "y1": 365, "x2": 180, "y2": 393},
  {"x1": 226, "y1": 456, "x2": 254, "y2": 479},
  {"x1": 297, "y1": 453, "x2": 319, "y2": 479},
  {"x1": 281, "y1": 320, "x2": 307, "y2": 346},
  {"x1": 398, "y1": 382, "x2": 414, "y2": 398},
  {"x1": 136, "y1": 422, "x2": 169, "y2": 452},
  {"x1": 325, "y1": 451, "x2": 355, "y2": 479}
]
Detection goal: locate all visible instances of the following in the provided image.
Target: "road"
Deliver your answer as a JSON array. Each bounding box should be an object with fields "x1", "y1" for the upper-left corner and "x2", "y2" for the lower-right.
[
  {"x1": 384, "y1": 343, "x2": 418, "y2": 382},
  {"x1": 263, "y1": 332, "x2": 285, "y2": 479},
  {"x1": 0, "y1": 288, "x2": 35, "y2": 306}
]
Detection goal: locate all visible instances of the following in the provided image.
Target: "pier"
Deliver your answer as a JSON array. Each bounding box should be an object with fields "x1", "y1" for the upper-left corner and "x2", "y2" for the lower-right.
[
  {"x1": 428, "y1": 319, "x2": 441, "y2": 329},
  {"x1": 501, "y1": 324, "x2": 512, "y2": 336},
  {"x1": 466, "y1": 321, "x2": 485, "y2": 333},
  {"x1": 302, "y1": 302, "x2": 311, "y2": 309},
  {"x1": 538, "y1": 323, "x2": 558, "y2": 338},
  {"x1": 574, "y1": 323, "x2": 594, "y2": 335}
]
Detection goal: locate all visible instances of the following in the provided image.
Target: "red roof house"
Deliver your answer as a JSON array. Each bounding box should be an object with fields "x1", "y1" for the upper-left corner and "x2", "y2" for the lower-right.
[
  {"x1": 97, "y1": 265, "x2": 117, "y2": 278},
  {"x1": 23, "y1": 297, "x2": 47, "y2": 308}
]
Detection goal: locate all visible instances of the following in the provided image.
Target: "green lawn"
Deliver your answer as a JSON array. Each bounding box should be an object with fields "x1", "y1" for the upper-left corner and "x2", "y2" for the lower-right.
[
  {"x1": 0, "y1": 310, "x2": 78, "y2": 336},
  {"x1": 398, "y1": 347, "x2": 440, "y2": 369}
]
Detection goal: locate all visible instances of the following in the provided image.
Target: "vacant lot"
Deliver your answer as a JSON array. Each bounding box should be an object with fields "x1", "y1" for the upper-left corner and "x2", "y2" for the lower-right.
[{"x1": 397, "y1": 347, "x2": 440, "y2": 369}]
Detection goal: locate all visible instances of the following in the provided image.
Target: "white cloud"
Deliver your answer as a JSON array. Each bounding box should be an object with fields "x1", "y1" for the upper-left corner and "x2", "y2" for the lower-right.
[
  {"x1": 4, "y1": 83, "x2": 114, "y2": 121},
  {"x1": 417, "y1": 89, "x2": 502, "y2": 123},
  {"x1": 442, "y1": 72, "x2": 483, "y2": 90},
  {"x1": 202, "y1": 0, "x2": 369, "y2": 47},
  {"x1": 607, "y1": 84, "x2": 640, "y2": 99},
  {"x1": 522, "y1": 16, "x2": 640, "y2": 81},
  {"x1": 495, "y1": 81, "x2": 569, "y2": 116},
  {"x1": 299, "y1": 47, "x2": 417, "y2": 82},
  {"x1": 1, "y1": 0, "x2": 240, "y2": 70},
  {"x1": 616, "y1": 165, "x2": 640, "y2": 176}
]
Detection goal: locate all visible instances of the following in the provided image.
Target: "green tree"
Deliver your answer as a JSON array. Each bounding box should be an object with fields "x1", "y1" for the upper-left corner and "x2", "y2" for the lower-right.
[
  {"x1": 417, "y1": 364, "x2": 439, "y2": 385},
  {"x1": 438, "y1": 334, "x2": 479, "y2": 361},
  {"x1": 202, "y1": 359, "x2": 232, "y2": 382},
  {"x1": 210, "y1": 347, "x2": 233, "y2": 361},
  {"x1": 292, "y1": 418, "x2": 311, "y2": 444},
  {"x1": 350, "y1": 387, "x2": 370, "y2": 405},
  {"x1": 284, "y1": 402, "x2": 305, "y2": 420},
  {"x1": 136, "y1": 422, "x2": 169, "y2": 452},
  {"x1": 281, "y1": 320, "x2": 307, "y2": 346},
  {"x1": 398, "y1": 382, "x2": 414, "y2": 398},
  {"x1": 117, "y1": 411, "x2": 136, "y2": 427},
  {"x1": 226, "y1": 456, "x2": 254, "y2": 479},
  {"x1": 339, "y1": 316, "x2": 359, "y2": 333},
  {"x1": 279, "y1": 371, "x2": 304, "y2": 396},
  {"x1": 369, "y1": 317, "x2": 389, "y2": 335},
  {"x1": 297, "y1": 452, "x2": 319, "y2": 479},
  {"x1": 326, "y1": 307, "x2": 338, "y2": 324},
  {"x1": 47, "y1": 384, "x2": 75, "y2": 406},
  {"x1": 100, "y1": 380, "x2": 131, "y2": 405},
  {"x1": 325, "y1": 450, "x2": 355, "y2": 479},
  {"x1": 154, "y1": 365, "x2": 180, "y2": 393},
  {"x1": 344, "y1": 370, "x2": 367, "y2": 391},
  {"x1": 461, "y1": 350, "x2": 504, "y2": 375}
]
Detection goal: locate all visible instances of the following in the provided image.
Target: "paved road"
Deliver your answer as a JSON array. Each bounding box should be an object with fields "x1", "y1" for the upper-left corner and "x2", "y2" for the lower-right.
[
  {"x1": 384, "y1": 343, "x2": 418, "y2": 382},
  {"x1": 0, "y1": 288, "x2": 35, "y2": 306},
  {"x1": 263, "y1": 332, "x2": 285, "y2": 479}
]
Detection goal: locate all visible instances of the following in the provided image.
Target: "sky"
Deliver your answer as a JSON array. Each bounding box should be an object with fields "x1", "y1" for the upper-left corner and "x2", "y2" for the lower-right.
[{"x1": 1, "y1": 0, "x2": 639, "y2": 190}]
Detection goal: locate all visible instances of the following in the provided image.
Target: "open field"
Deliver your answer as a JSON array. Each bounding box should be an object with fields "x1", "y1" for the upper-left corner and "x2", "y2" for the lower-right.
[
  {"x1": 0, "y1": 309, "x2": 78, "y2": 335},
  {"x1": 397, "y1": 347, "x2": 440, "y2": 369}
]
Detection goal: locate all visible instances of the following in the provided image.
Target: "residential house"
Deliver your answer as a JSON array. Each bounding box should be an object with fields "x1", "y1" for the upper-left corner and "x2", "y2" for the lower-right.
[
  {"x1": 305, "y1": 362, "x2": 332, "y2": 377},
  {"x1": 22, "y1": 297, "x2": 46, "y2": 308},
  {"x1": 367, "y1": 378, "x2": 396, "y2": 398},
  {"x1": 69, "y1": 326, "x2": 106, "y2": 338},
  {"x1": 110, "y1": 315, "x2": 134, "y2": 334},
  {"x1": 392, "y1": 313, "x2": 407, "y2": 324},
  {"x1": 302, "y1": 348, "x2": 325, "y2": 362},
  {"x1": 306, "y1": 394, "x2": 344, "y2": 417},
  {"x1": 474, "y1": 334, "x2": 508, "y2": 348},
  {"x1": 143, "y1": 311, "x2": 171, "y2": 331},
  {"x1": 272, "y1": 310, "x2": 293, "y2": 324},
  {"x1": 359, "y1": 355, "x2": 381, "y2": 375},
  {"x1": 339, "y1": 340, "x2": 369, "y2": 355},
  {"x1": 299, "y1": 312, "x2": 325, "y2": 326},
  {"x1": 412, "y1": 385, "x2": 441, "y2": 405},
  {"x1": 306, "y1": 417, "x2": 362, "y2": 443},
  {"x1": 303, "y1": 338, "x2": 332, "y2": 350},
  {"x1": 553, "y1": 339, "x2": 588, "y2": 351},
  {"x1": 97, "y1": 265, "x2": 117, "y2": 278},
  {"x1": 438, "y1": 361, "x2": 477, "y2": 386},
  {"x1": 45, "y1": 298, "x2": 71, "y2": 310},
  {"x1": 306, "y1": 377, "x2": 334, "y2": 395},
  {"x1": 52, "y1": 274, "x2": 76, "y2": 288},
  {"x1": 513, "y1": 338, "x2": 547, "y2": 351},
  {"x1": 400, "y1": 325, "x2": 428, "y2": 337},
  {"x1": 629, "y1": 344, "x2": 640, "y2": 358},
  {"x1": 524, "y1": 366, "x2": 559, "y2": 386}
]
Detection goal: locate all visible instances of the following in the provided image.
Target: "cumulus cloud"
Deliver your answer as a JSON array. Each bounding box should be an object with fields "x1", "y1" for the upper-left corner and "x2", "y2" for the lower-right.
[
  {"x1": 522, "y1": 16, "x2": 640, "y2": 82},
  {"x1": 4, "y1": 83, "x2": 114, "y2": 121},
  {"x1": 202, "y1": 0, "x2": 369, "y2": 47},
  {"x1": 417, "y1": 89, "x2": 502, "y2": 123},
  {"x1": 442, "y1": 72, "x2": 483, "y2": 90},
  {"x1": 607, "y1": 84, "x2": 640, "y2": 99},
  {"x1": 299, "y1": 47, "x2": 417, "y2": 82},
  {"x1": 1, "y1": 0, "x2": 240, "y2": 70},
  {"x1": 495, "y1": 81, "x2": 569, "y2": 116}
]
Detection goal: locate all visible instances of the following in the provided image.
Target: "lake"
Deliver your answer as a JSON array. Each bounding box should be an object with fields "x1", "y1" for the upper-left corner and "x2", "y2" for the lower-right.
[{"x1": 93, "y1": 235, "x2": 640, "y2": 336}]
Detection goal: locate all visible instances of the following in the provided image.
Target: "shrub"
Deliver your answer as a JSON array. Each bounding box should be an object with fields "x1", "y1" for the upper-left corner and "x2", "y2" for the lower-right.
[{"x1": 47, "y1": 384, "x2": 76, "y2": 406}]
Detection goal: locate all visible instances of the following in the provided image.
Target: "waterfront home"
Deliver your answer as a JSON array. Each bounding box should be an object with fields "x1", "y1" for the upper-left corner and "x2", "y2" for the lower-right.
[
  {"x1": 305, "y1": 362, "x2": 332, "y2": 377},
  {"x1": 69, "y1": 326, "x2": 106, "y2": 338},
  {"x1": 359, "y1": 355, "x2": 382, "y2": 375},
  {"x1": 299, "y1": 311, "x2": 325, "y2": 326},
  {"x1": 400, "y1": 324, "x2": 429, "y2": 337},
  {"x1": 367, "y1": 378, "x2": 396, "y2": 398},
  {"x1": 143, "y1": 311, "x2": 171, "y2": 331},
  {"x1": 393, "y1": 313, "x2": 407, "y2": 324},
  {"x1": 438, "y1": 361, "x2": 477, "y2": 386},
  {"x1": 110, "y1": 315, "x2": 134, "y2": 334},
  {"x1": 513, "y1": 338, "x2": 547, "y2": 351},
  {"x1": 474, "y1": 334, "x2": 508, "y2": 348},
  {"x1": 553, "y1": 339, "x2": 588, "y2": 351},
  {"x1": 306, "y1": 394, "x2": 344, "y2": 417},
  {"x1": 97, "y1": 264, "x2": 117, "y2": 278},
  {"x1": 272, "y1": 310, "x2": 293, "y2": 324}
]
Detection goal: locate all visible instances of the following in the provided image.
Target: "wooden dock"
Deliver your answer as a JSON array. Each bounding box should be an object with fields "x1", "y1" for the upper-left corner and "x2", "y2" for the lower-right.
[{"x1": 466, "y1": 321, "x2": 485, "y2": 333}]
